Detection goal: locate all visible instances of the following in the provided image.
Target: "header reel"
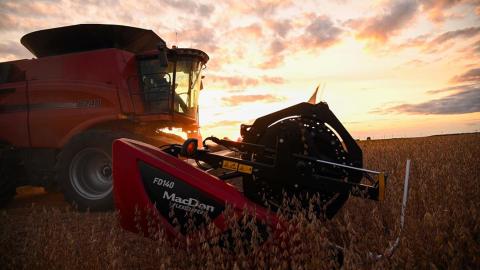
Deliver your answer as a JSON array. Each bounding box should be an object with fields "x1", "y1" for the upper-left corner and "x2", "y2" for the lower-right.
[{"x1": 174, "y1": 102, "x2": 385, "y2": 218}]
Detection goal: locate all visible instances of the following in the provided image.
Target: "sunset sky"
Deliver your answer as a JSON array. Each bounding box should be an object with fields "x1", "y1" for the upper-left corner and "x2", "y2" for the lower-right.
[{"x1": 1, "y1": 0, "x2": 479, "y2": 140}]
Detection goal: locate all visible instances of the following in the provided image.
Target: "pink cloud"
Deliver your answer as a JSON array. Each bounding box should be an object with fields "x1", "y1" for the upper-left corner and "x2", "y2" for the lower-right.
[
  {"x1": 431, "y1": 27, "x2": 480, "y2": 44},
  {"x1": 258, "y1": 39, "x2": 288, "y2": 69},
  {"x1": 230, "y1": 0, "x2": 293, "y2": 16},
  {"x1": 206, "y1": 75, "x2": 259, "y2": 89},
  {"x1": 301, "y1": 15, "x2": 343, "y2": 47},
  {"x1": 206, "y1": 74, "x2": 285, "y2": 90},
  {"x1": 450, "y1": 67, "x2": 480, "y2": 83},
  {"x1": 261, "y1": 75, "x2": 284, "y2": 84},
  {"x1": 221, "y1": 94, "x2": 285, "y2": 106},
  {"x1": 258, "y1": 55, "x2": 285, "y2": 69},
  {"x1": 229, "y1": 24, "x2": 263, "y2": 39},
  {"x1": 392, "y1": 27, "x2": 480, "y2": 53},
  {"x1": 0, "y1": 40, "x2": 32, "y2": 60},
  {"x1": 421, "y1": 0, "x2": 462, "y2": 23},
  {"x1": 350, "y1": 0, "x2": 419, "y2": 43},
  {"x1": 266, "y1": 19, "x2": 292, "y2": 38}
]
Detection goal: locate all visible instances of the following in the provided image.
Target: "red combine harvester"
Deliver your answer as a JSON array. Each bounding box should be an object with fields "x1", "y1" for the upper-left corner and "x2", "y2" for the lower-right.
[
  {"x1": 0, "y1": 24, "x2": 207, "y2": 210},
  {"x1": 1, "y1": 24, "x2": 390, "y2": 249}
]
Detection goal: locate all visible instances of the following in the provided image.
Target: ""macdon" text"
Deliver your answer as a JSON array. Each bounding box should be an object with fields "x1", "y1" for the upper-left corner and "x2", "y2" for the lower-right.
[{"x1": 163, "y1": 191, "x2": 215, "y2": 212}]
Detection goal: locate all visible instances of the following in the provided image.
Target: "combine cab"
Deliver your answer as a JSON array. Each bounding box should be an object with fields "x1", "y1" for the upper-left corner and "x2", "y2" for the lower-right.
[{"x1": 0, "y1": 24, "x2": 208, "y2": 210}]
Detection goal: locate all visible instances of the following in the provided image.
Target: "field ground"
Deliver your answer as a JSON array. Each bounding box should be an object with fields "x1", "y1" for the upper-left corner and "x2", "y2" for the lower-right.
[{"x1": 1, "y1": 133, "x2": 479, "y2": 269}]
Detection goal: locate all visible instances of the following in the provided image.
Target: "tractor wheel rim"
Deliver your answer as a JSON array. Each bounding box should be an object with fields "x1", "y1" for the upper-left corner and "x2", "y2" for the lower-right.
[{"x1": 69, "y1": 148, "x2": 113, "y2": 200}]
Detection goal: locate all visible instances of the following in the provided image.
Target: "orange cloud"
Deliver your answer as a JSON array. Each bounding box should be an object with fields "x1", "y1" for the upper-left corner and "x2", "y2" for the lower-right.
[
  {"x1": 475, "y1": 40, "x2": 480, "y2": 54},
  {"x1": 349, "y1": 0, "x2": 419, "y2": 43},
  {"x1": 266, "y1": 19, "x2": 292, "y2": 38},
  {"x1": 0, "y1": 1, "x2": 62, "y2": 18},
  {"x1": 0, "y1": 40, "x2": 31, "y2": 60},
  {"x1": 401, "y1": 59, "x2": 427, "y2": 67},
  {"x1": 258, "y1": 55, "x2": 284, "y2": 69},
  {"x1": 227, "y1": 0, "x2": 293, "y2": 16},
  {"x1": 391, "y1": 27, "x2": 480, "y2": 53},
  {"x1": 230, "y1": 24, "x2": 263, "y2": 39},
  {"x1": 258, "y1": 39, "x2": 288, "y2": 69},
  {"x1": 421, "y1": 0, "x2": 462, "y2": 23},
  {"x1": 0, "y1": 13, "x2": 54, "y2": 32},
  {"x1": 206, "y1": 74, "x2": 284, "y2": 90},
  {"x1": 261, "y1": 75, "x2": 284, "y2": 84},
  {"x1": 395, "y1": 34, "x2": 430, "y2": 50},
  {"x1": 431, "y1": 27, "x2": 480, "y2": 44},
  {"x1": 172, "y1": 24, "x2": 219, "y2": 53},
  {"x1": 450, "y1": 67, "x2": 480, "y2": 83},
  {"x1": 221, "y1": 94, "x2": 284, "y2": 106},
  {"x1": 350, "y1": 0, "x2": 471, "y2": 44},
  {"x1": 207, "y1": 75, "x2": 258, "y2": 89}
]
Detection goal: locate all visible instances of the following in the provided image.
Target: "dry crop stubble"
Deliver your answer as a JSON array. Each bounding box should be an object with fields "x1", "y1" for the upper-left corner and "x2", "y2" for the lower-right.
[{"x1": 0, "y1": 134, "x2": 479, "y2": 269}]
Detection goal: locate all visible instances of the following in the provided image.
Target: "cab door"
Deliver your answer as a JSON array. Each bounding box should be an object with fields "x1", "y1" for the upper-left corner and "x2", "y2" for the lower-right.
[{"x1": 0, "y1": 63, "x2": 29, "y2": 147}]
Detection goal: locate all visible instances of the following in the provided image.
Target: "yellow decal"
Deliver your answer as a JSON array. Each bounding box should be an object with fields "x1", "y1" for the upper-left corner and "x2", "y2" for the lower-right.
[
  {"x1": 238, "y1": 164, "x2": 253, "y2": 174},
  {"x1": 378, "y1": 173, "x2": 385, "y2": 201},
  {"x1": 222, "y1": 160, "x2": 238, "y2": 171}
]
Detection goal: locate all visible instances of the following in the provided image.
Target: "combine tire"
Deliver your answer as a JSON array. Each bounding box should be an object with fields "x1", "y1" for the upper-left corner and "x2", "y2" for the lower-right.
[
  {"x1": 0, "y1": 177, "x2": 16, "y2": 208},
  {"x1": 0, "y1": 146, "x2": 16, "y2": 208},
  {"x1": 56, "y1": 130, "x2": 128, "y2": 211}
]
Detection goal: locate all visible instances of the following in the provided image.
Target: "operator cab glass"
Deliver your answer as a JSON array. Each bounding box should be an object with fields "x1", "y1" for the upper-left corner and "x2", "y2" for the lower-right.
[
  {"x1": 138, "y1": 59, "x2": 173, "y2": 113},
  {"x1": 174, "y1": 57, "x2": 202, "y2": 117},
  {"x1": 138, "y1": 49, "x2": 208, "y2": 119}
]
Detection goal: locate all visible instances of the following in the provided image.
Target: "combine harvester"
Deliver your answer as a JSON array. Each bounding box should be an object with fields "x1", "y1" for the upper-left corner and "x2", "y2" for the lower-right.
[
  {"x1": 112, "y1": 27, "x2": 411, "y2": 259},
  {"x1": 0, "y1": 24, "x2": 409, "y2": 258}
]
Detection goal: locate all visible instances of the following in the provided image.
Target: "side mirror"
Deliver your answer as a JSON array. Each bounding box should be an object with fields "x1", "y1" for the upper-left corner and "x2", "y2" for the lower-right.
[
  {"x1": 157, "y1": 43, "x2": 168, "y2": 68},
  {"x1": 200, "y1": 76, "x2": 205, "y2": 91}
]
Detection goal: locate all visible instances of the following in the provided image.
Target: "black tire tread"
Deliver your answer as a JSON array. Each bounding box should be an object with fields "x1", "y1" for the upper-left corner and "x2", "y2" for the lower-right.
[
  {"x1": 55, "y1": 130, "x2": 134, "y2": 211},
  {"x1": 0, "y1": 146, "x2": 17, "y2": 208}
]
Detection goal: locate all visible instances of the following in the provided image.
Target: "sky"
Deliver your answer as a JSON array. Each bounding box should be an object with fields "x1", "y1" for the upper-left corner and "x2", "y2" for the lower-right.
[{"x1": 0, "y1": 0, "x2": 479, "y2": 140}]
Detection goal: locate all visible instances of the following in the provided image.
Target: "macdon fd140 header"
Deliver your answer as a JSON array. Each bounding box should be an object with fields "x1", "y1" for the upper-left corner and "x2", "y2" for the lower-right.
[{"x1": 113, "y1": 102, "x2": 387, "y2": 242}]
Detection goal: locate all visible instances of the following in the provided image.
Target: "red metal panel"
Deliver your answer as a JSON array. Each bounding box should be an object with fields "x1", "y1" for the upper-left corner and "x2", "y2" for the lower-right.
[
  {"x1": 117, "y1": 50, "x2": 137, "y2": 114},
  {"x1": 20, "y1": 48, "x2": 128, "y2": 148},
  {"x1": 27, "y1": 80, "x2": 121, "y2": 148},
  {"x1": 112, "y1": 138, "x2": 282, "y2": 241},
  {"x1": 0, "y1": 81, "x2": 29, "y2": 147}
]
